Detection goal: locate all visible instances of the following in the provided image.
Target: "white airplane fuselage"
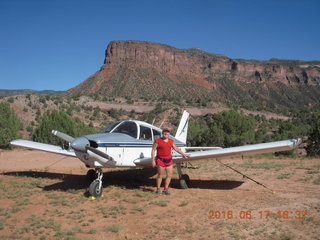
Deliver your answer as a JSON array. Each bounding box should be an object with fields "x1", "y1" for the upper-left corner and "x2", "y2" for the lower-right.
[{"x1": 72, "y1": 124, "x2": 185, "y2": 169}]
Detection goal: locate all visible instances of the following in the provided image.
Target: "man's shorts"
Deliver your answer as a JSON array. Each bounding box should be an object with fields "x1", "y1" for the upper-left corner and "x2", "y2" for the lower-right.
[{"x1": 156, "y1": 157, "x2": 173, "y2": 167}]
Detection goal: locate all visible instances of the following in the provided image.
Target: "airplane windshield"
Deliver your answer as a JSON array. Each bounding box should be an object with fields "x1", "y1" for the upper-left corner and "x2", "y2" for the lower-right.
[
  {"x1": 111, "y1": 121, "x2": 138, "y2": 138},
  {"x1": 102, "y1": 121, "x2": 121, "y2": 133}
]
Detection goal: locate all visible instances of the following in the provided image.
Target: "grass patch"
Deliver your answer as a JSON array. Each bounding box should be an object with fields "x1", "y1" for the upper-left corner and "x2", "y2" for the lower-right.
[
  {"x1": 0, "y1": 218, "x2": 6, "y2": 230},
  {"x1": 87, "y1": 228, "x2": 97, "y2": 234},
  {"x1": 107, "y1": 223, "x2": 123, "y2": 233},
  {"x1": 132, "y1": 205, "x2": 148, "y2": 214},
  {"x1": 67, "y1": 210, "x2": 86, "y2": 222},
  {"x1": 179, "y1": 201, "x2": 189, "y2": 207},
  {"x1": 277, "y1": 173, "x2": 291, "y2": 179},
  {"x1": 14, "y1": 198, "x2": 31, "y2": 206},
  {"x1": 112, "y1": 191, "x2": 122, "y2": 199},
  {"x1": 151, "y1": 200, "x2": 169, "y2": 207},
  {"x1": 98, "y1": 205, "x2": 127, "y2": 218},
  {"x1": 307, "y1": 170, "x2": 320, "y2": 174},
  {"x1": 313, "y1": 175, "x2": 320, "y2": 185},
  {"x1": 299, "y1": 175, "x2": 313, "y2": 183},
  {"x1": 133, "y1": 189, "x2": 153, "y2": 198},
  {"x1": 312, "y1": 164, "x2": 320, "y2": 170}
]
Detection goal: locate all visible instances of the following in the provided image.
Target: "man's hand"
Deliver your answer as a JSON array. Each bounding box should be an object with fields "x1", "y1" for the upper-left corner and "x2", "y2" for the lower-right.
[{"x1": 183, "y1": 153, "x2": 191, "y2": 158}]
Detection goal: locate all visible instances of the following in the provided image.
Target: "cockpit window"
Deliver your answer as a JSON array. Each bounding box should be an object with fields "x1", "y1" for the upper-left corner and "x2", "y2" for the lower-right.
[
  {"x1": 152, "y1": 129, "x2": 161, "y2": 140},
  {"x1": 112, "y1": 121, "x2": 138, "y2": 138},
  {"x1": 102, "y1": 121, "x2": 121, "y2": 133},
  {"x1": 139, "y1": 125, "x2": 152, "y2": 141}
]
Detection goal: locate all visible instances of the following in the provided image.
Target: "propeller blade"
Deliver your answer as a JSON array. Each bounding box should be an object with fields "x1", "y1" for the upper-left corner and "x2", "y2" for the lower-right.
[
  {"x1": 52, "y1": 130, "x2": 75, "y2": 143},
  {"x1": 86, "y1": 146, "x2": 116, "y2": 163}
]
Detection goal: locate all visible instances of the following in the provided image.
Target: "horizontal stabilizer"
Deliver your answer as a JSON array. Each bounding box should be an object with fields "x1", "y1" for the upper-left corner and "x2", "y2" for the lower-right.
[{"x1": 10, "y1": 139, "x2": 76, "y2": 157}]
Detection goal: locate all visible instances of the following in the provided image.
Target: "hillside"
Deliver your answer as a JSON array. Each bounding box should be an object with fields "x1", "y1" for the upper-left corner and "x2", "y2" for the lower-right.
[{"x1": 66, "y1": 40, "x2": 320, "y2": 109}]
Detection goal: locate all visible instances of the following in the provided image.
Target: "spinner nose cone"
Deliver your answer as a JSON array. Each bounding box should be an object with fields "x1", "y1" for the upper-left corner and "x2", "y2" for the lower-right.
[{"x1": 71, "y1": 137, "x2": 89, "y2": 152}]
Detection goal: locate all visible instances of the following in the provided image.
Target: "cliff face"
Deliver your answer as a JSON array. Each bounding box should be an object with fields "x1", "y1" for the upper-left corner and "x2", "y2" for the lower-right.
[{"x1": 67, "y1": 41, "x2": 320, "y2": 108}]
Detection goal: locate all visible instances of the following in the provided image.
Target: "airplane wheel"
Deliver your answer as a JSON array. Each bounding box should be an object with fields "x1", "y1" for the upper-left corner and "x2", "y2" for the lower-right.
[
  {"x1": 182, "y1": 174, "x2": 190, "y2": 184},
  {"x1": 89, "y1": 180, "x2": 103, "y2": 198},
  {"x1": 86, "y1": 169, "x2": 96, "y2": 182},
  {"x1": 180, "y1": 174, "x2": 190, "y2": 189}
]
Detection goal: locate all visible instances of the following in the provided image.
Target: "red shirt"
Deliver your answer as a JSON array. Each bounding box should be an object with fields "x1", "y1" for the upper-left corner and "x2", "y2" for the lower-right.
[{"x1": 155, "y1": 138, "x2": 173, "y2": 158}]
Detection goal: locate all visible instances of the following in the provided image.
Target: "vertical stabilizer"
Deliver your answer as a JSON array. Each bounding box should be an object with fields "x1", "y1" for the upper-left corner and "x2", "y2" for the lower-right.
[{"x1": 175, "y1": 110, "x2": 190, "y2": 144}]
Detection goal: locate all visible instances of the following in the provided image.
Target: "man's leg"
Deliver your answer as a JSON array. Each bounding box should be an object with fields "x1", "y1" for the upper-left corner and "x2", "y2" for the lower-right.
[
  {"x1": 156, "y1": 165, "x2": 165, "y2": 189},
  {"x1": 164, "y1": 164, "x2": 173, "y2": 189}
]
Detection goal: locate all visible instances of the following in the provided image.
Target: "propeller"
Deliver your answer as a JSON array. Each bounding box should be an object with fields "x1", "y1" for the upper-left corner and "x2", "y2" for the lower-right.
[
  {"x1": 52, "y1": 130, "x2": 74, "y2": 143},
  {"x1": 52, "y1": 130, "x2": 115, "y2": 163}
]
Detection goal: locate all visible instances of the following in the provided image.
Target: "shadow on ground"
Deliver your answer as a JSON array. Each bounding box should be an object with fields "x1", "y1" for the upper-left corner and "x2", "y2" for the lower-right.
[{"x1": 2, "y1": 168, "x2": 244, "y2": 192}]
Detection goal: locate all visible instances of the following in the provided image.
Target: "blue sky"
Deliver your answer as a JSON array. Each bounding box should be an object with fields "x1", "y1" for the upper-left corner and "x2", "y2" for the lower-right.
[{"x1": 0, "y1": 0, "x2": 319, "y2": 91}]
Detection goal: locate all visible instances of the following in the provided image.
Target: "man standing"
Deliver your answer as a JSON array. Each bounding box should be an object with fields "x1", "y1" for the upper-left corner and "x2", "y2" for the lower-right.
[{"x1": 151, "y1": 128, "x2": 189, "y2": 195}]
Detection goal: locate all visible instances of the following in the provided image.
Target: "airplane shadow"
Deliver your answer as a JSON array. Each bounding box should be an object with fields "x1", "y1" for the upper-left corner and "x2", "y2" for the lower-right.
[{"x1": 2, "y1": 168, "x2": 244, "y2": 192}]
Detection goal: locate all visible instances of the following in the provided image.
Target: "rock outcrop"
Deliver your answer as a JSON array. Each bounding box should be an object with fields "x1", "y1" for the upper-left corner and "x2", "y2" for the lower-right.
[{"x1": 66, "y1": 41, "x2": 320, "y2": 108}]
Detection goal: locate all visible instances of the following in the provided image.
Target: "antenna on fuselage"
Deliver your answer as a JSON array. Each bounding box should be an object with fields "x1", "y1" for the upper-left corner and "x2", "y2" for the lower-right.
[{"x1": 151, "y1": 118, "x2": 155, "y2": 125}]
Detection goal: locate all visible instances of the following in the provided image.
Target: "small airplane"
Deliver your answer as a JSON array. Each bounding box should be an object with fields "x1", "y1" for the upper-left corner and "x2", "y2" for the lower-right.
[{"x1": 11, "y1": 110, "x2": 301, "y2": 197}]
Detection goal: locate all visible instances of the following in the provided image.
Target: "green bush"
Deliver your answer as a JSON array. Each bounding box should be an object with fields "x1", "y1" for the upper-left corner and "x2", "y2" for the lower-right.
[
  {"x1": 306, "y1": 114, "x2": 320, "y2": 157},
  {"x1": 33, "y1": 110, "x2": 97, "y2": 145},
  {"x1": 0, "y1": 102, "x2": 21, "y2": 149},
  {"x1": 208, "y1": 110, "x2": 256, "y2": 147}
]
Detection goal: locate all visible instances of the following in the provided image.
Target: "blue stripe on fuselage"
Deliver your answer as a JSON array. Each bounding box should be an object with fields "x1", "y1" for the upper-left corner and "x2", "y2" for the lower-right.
[{"x1": 98, "y1": 143, "x2": 185, "y2": 148}]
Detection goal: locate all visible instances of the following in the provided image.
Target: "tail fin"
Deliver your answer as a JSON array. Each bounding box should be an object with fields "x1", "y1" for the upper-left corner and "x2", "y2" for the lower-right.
[{"x1": 175, "y1": 110, "x2": 190, "y2": 144}]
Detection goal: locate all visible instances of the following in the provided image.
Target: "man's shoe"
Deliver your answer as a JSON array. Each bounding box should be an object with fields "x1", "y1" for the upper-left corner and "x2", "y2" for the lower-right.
[
  {"x1": 155, "y1": 190, "x2": 161, "y2": 195},
  {"x1": 162, "y1": 190, "x2": 171, "y2": 195}
]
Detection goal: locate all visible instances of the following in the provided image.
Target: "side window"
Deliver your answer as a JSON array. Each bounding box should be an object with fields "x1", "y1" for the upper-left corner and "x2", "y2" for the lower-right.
[
  {"x1": 112, "y1": 121, "x2": 138, "y2": 138},
  {"x1": 139, "y1": 126, "x2": 152, "y2": 141},
  {"x1": 152, "y1": 129, "x2": 161, "y2": 140}
]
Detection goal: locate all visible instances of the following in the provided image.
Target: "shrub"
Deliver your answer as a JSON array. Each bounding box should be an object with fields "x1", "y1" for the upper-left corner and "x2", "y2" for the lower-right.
[
  {"x1": 0, "y1": 102, "x2": 21, "y2": 149},
  {"x1": 33, "y1": 110, "x2": 97, "y2": 145}
]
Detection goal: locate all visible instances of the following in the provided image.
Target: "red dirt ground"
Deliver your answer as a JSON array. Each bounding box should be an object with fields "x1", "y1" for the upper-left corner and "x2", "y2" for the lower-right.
[{"x1": 0, "y1": 149, "x2": 319, "y2": 240}]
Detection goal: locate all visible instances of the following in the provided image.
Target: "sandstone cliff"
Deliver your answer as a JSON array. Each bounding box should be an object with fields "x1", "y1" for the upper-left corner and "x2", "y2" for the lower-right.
[{"x1": 66, "y1": 41, "x2": 320, "y2": 108}]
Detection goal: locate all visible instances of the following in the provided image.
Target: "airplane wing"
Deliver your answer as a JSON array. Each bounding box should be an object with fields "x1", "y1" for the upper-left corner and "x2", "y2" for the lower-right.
[
  {"x1": 184, "y1": 147, "x2": 222, "y2": 151},
  {"x1": 133, "y1": 139, "x2": 301, "y2": 167},
  {"x1": 10, "y1": 139, "x2": 76, "y2": 157}
]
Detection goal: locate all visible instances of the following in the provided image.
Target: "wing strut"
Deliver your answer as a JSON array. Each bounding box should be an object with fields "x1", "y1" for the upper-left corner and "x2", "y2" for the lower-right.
[{"x1": 215, "y1": 159, "x2": 276, "y2": 194}]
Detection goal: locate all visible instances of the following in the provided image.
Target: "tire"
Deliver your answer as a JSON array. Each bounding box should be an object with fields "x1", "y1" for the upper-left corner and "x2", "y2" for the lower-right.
[
  {"x1": 180, "y1": 179, "x2": 188, "y2": 189},
  {"x1": 180, "y1": 174, "x2": 190, "y2": 189},
  {"x1": 182, "y1": 174, "x2": 190, "y2": 184},
  {"x1": 89, "y1": 180, "x2": 103, "y2": 198},
  {"x1": 86, "y1": 169, "x2": 96, "y2": 182}
]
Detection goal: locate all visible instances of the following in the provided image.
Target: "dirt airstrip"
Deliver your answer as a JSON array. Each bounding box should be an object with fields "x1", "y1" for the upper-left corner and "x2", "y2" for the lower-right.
[{"x1": 0, "y1": 150, "x2": 319, "y2": 240}]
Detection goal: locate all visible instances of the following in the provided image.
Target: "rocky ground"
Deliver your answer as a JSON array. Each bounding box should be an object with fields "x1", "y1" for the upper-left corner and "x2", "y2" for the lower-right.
[{"x1": 0, "y1": 149, "x2": 319, "y2": 240}]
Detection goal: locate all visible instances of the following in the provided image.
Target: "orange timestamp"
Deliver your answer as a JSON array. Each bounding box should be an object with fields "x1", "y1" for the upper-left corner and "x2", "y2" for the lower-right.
[{"x1": 208, "y1": 209, "x2": 308, "y2": 220}]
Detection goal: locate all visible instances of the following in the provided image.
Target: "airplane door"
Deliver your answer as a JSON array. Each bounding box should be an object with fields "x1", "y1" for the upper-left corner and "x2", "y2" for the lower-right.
[{"x1": 121, "y1": 125, "x2": 153, "y2": 166}]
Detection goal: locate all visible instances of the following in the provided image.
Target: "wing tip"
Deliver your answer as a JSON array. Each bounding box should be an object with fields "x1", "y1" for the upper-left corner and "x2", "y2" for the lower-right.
[{"x1": 291, "y1": 138, "x2": 302, "y2": 148}]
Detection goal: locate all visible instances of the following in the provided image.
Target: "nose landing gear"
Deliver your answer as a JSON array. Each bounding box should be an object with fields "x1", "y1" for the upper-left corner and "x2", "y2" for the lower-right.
[{"x1": 88, "y1": 168, "x2": 103, "y2": 198}]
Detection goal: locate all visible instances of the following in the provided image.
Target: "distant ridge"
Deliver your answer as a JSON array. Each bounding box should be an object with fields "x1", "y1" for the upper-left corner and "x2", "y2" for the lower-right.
[
  {"x1": 66, "y1": 40, "x2": 320, "y2": 109},
  {"x1": 0, "y1": 89, "x2": 63, "y2": 96}
]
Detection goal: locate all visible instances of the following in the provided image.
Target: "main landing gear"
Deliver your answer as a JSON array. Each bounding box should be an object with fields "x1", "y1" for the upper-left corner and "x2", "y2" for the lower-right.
[
  {"x1": 176, "y1": 163, "x2": 190, "y2": 189},
  {"x1": 86, "y1": 168, "x2": 104, "y2": 198}
]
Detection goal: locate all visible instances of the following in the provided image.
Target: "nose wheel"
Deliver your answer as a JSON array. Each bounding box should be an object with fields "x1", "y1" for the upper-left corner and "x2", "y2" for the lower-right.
[{"x1": 89, "y1": 169, "x2": 103, "y2": 198}]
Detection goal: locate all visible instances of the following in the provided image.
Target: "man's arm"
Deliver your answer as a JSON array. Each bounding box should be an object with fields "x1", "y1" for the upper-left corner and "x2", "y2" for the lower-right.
[
  {"x1": 151, "y1": 142, "x2": 158, "y2": 167},
  {"x1": 172, "y1": 143, "x2": 190, "y2": 158}
]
